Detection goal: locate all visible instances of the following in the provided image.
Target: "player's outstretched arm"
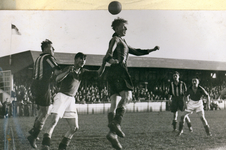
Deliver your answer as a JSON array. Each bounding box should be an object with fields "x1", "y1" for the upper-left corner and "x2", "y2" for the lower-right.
[
  {"x1": 147, "y1": 46, "x2": 160, "y2": 53},
  {"x1": 128, "y1": 45, "x2": 160, "y2": 56},
  {"x1": 206, "y1": 94, "x2": 211, "y2": 111}
]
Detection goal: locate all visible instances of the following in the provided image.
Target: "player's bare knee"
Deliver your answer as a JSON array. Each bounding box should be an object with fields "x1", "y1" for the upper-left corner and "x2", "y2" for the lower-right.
[
  {"x1": 71, "y1": 126, "x2": 79, "y2": 133},
  {"x1": 200, "y1": 116, "x2": 205, "y2": 122},
  {"x1": 120, "y1": 91, "x2": 132, "y2": 103}
]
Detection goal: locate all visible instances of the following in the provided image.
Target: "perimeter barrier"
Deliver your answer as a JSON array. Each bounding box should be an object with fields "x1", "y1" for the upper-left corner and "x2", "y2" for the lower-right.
[
  {"x1": 2, "y1": 99, "x2": 226, "y2": 117},
  {"x1": 75, "y1": 101, "x2": 166, "y2": 114}
]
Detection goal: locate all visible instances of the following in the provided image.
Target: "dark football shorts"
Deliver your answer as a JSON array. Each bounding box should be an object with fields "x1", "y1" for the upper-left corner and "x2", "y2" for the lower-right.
[
  {"x1": 32, "y1": 81, "x2": 52, "y2": 106},
  {"x1": 107, "y1": 63, "x2": 133, "y2": 96},
  {"x1": 170, "y1": 96, "x2": 185, "y2": 113}
]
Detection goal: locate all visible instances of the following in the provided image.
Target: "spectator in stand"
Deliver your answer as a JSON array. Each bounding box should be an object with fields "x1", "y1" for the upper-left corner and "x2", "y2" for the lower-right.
[
  {"x1": 20, "y1": 100, "x2": 24, "y2": 117},
  {"x1": 32, "y1": 101, "x2": 38, "y2": 117},
  {"x1": 106, "y1": 97, "x2": 111, "y2": 102},
  {"x1": 209, "y1": 91, "x2": 214, "y2": 100},
  {"x1": 103, "y1": 87, "x2": 109, "y2": 102},
  {"x1": 154, "y1": 95, "x2": 159, "y2": 101},
  {"x1": 18, "y1": 85, "x2": 27, "y2": 102},
  {"x1": 158, "y1": 87, "x2": 163, "y2": 99},
  {"x1": 132, "y1": 93, "x2": 136, "y2": 102},
  {"x1": 96, "y1": 93, "x2": 101, "y2": 103},
  {"x1": 79, "y1": 94, "x2": 83, "y2": 103},
  {"x1": 27, "y1": 100, "x2": 32, "y2": 117},
  {"x1": 91, "y1": 93, "x2": 96, "y2": 103},
  {"x1": 74, "y1": 95, "x2": 79, "y2": 103},
  {"x1": 134, "y1": 86, "x2": 139, "y2": 100},
  {"x1": 146, "y1": 92, "x2": 151, "y2": 101},
  {"x1": 154, "y1": 86, "x2": 159, "y2": 99},
  {"x1": 210, "y1": 100, "x2": 221, "y2": 110},
  {"x1": 139, "y1": 88, "x2": 144, "y2": 99},
  {"x1": 3, "y1": 100, "x2": 8, "y2": 118},
  {"x1": 149, "y1": 91, "x2": 155, "y2": 101},
  {"x1": 100, "y1": 92, "x2": 104, "y2": 101},
  {"x1": 7, "y1": 101, "x2": 12, "y2": 118},
  {"x1": 81, "y1": 97, "x2": 86, "y2": 104},
  {"x1": 215, "y1": 91, "x2": 219, "y2": 99},
  {"x1": 163, "y1": 87, "x2": 169, "y2": 100}
]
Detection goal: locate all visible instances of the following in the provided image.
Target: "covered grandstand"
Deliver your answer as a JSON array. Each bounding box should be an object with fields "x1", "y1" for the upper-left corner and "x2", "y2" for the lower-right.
[
  {"x1": 0, "y1": 50, "x2": 226, "y2": 116},
  {"x1": 0, "y1": 50, "x2": 226, "y2": 88}
]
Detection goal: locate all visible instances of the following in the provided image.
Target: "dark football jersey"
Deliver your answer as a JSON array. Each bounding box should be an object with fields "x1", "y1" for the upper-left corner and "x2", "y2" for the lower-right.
[
  {"x1": 186, "y1": 86, "x2": 209, "y2": 101},
  {"x1": 108, "y1": 33, "x2": 149, "y2": 65},
  {"x1": 58, "y1": 67, "x2": 98, "y2": 97}
]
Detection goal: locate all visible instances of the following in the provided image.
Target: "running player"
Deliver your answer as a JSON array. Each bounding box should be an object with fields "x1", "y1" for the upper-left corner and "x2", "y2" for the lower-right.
[
  {"x1": 178, "y1": 77, "x2": 212, "y2": 136},
  {"x1": 104, "y1": 17, "x2": 159, "y2": 149},
  {"x1": 27, "y1": 39, "x2": 61, "y2": 149},
  {"x1": 41, "y1": 52, "x2": 106, "y2": 150}
]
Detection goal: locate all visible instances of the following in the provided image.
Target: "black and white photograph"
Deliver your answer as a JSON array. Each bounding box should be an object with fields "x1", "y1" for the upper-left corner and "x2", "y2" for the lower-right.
[{"x1": 1, "y1": 1, "x2": 226, "y2": 149}]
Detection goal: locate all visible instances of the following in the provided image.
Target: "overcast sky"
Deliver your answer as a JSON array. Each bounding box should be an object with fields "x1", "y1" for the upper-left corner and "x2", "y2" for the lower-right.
[{"x1": 0, "y1": 10, "x2": 226, "y2": 62}]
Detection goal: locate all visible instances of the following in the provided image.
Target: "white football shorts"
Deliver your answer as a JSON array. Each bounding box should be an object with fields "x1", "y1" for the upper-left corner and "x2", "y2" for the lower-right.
[
  {"x1": 185, "y1": 99, "x2": 204, "y2": 115},
  {"x1": 51, "y1": 92, "x2": 77, "y2": 118}
]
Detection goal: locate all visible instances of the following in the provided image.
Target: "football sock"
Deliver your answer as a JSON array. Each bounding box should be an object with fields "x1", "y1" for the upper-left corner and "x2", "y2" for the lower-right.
[
  {"x1": 114, "y1": 107, "x2": 126, "y2": 125},
  {"x1": 108, "y1": 112, "x2": 115, "y2": 132},
  {"x1": 29, "y1": 117, "x2": 38, "y2": 134},
  {"x1": 108, "y1": 112, "x2": 115, "y2": 124},
  {"x1": 187, "y1": 121, "x2": 192, "y2": 128},
  {"x1": 178, "y1": 122, "x2": 184, "y2": 132},
  {"x1": 172, "y1": 120, "x2": 177, "y2": 130},
  {"x1": 204, "y1": 125, "x2": 211, "y2": 135},
  {"x1": 59, "y1": 137, "x2": 71, "y2": 149},
  {"x1": 32, "y1": 128, "x2": 41, "y2": 139},
  {"x1": 42, "y1": 133, "x2": 51, "y2": 146},
  {"x1": 59, "y1": 143, "x2": 67, "y2": 149}
]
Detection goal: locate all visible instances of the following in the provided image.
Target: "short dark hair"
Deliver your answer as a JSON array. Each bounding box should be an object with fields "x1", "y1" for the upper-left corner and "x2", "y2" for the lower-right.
[
  {"x1": 173, "y1": 71, "x2": 180, "y2": 76},
  {"x1": 74, "y1": 52, "x2": 87, "y2": 60},
  {"x1": 192, "y1": 76, "x2": 200, "y2": 81},
  {"x1": 111, "y1": 17, "x2": 128, "y2": 31},
  {"x1": 41, "y1": 39, "x2": 52, "y2": 52}
]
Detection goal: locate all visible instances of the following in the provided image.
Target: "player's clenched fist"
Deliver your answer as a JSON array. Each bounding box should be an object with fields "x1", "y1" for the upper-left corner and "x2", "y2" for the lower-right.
[{"x1": 154, "y1": 46, "x2": 160, "y2": 50}]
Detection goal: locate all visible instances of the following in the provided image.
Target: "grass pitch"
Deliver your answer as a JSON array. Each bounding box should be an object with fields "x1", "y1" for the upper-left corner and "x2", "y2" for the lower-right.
[{"x1": 1, "y1": 110, "x2": 226, "y2": 150}]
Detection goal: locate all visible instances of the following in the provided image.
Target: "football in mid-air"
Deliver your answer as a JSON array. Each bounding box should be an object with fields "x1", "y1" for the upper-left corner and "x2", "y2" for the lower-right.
[{"x1": 108, "y1": 1, "x2": 122, "y2": 15}]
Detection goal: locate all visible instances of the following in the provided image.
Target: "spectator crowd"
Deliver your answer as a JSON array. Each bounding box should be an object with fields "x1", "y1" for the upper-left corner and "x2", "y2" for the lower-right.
[{"x1": 0, "y1": 79, "x2": 225, "y2": 118}]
